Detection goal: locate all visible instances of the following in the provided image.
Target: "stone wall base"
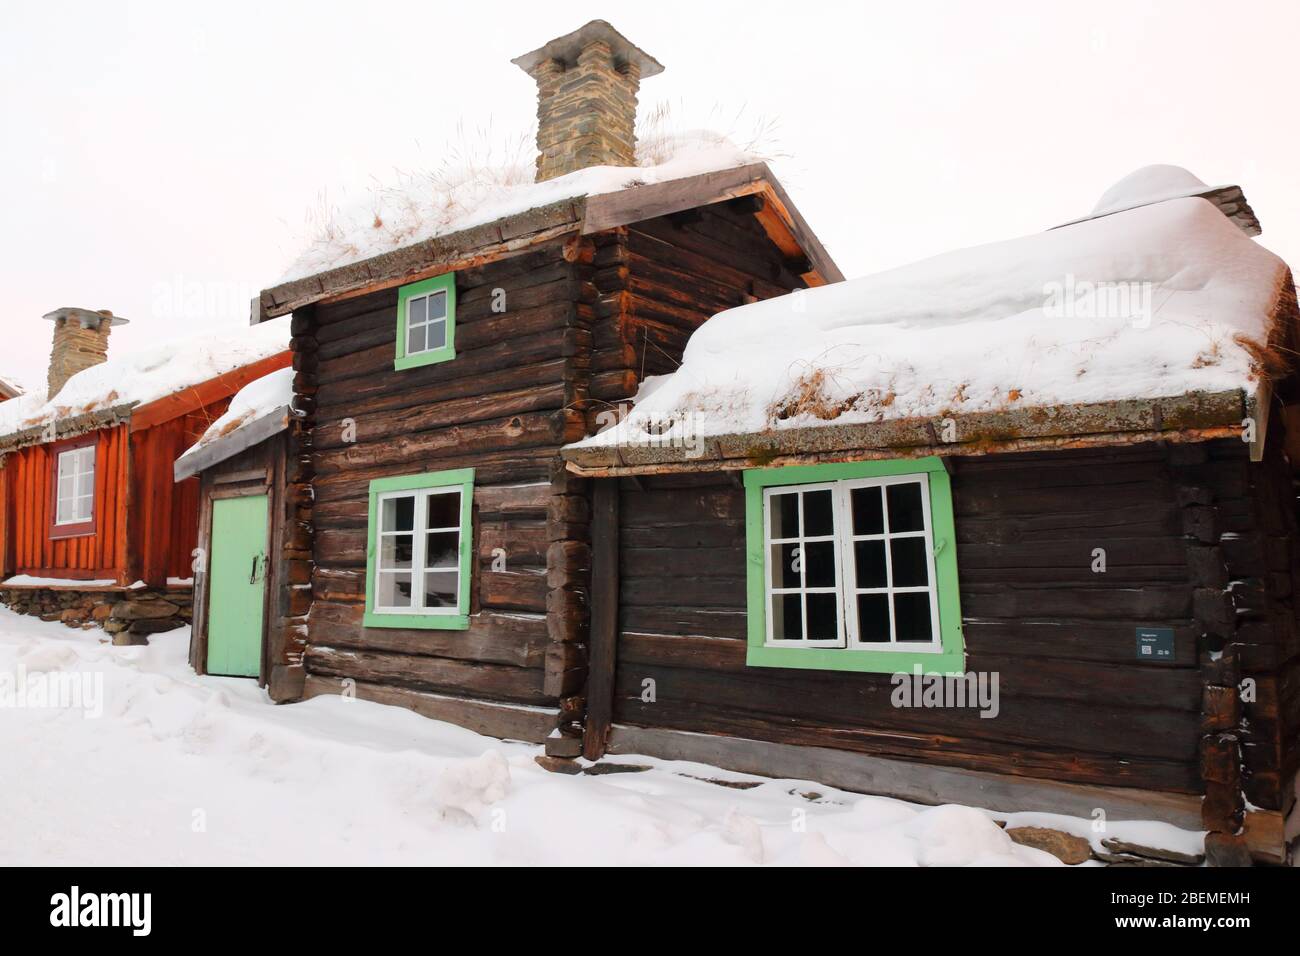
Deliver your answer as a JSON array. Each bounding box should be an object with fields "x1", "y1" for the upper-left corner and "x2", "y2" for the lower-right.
[{"x1": 0, "y1": 585, "x2": 193, "y2": 642}]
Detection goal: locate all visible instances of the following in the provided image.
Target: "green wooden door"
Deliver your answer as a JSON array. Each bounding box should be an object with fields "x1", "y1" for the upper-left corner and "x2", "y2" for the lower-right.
[{"x1": 207, "y1": 494, "x2": 269, "y2": 678}]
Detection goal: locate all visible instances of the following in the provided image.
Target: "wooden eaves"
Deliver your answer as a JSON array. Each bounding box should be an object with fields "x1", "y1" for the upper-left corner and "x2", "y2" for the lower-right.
[
  {"x1": 0, "y1": 351, "x2": 291, "y2": 455},
  {"x1": 257, "y1": 162, "x2": 843, "y2": 319},
  {"x1": 172, "y1": 404, "x2": 290, "y2": 482},
  {"x1": 561, "y1": 389, "x2": 1251, "y2": 477}
]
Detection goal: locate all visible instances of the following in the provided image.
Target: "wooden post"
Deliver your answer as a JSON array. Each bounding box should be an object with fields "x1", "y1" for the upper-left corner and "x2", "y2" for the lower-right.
[{"x1": 582, "y1": 477, "x2": 619, "y2": 760}]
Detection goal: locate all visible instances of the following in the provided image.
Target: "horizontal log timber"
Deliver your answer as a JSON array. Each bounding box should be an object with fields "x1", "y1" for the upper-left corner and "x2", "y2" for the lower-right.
[
  {"x1": 618, "y1": 631, "x2": 1201, "y2": 712},
  {"x1": 302, "y1": 675, "x2": 557, "y2": 744},
  {"x1": 308, "y1": 601, "x2": 548, "y2": 668},
  {"x1": 304, "y1": 644, "x2": 550, "y2": 705},
  {"x1": 606, "y1": 726, "x2": 1201, "y2": 824}
]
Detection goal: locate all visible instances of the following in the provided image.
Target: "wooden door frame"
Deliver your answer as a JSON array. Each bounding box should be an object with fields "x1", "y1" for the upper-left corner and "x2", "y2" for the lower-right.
[{"x1": 191, "y1": 476, "x2": 274, "y2": 684}]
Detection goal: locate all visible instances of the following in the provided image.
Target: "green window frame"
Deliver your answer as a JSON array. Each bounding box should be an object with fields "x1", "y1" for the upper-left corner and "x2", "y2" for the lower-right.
[
  {"x1": 743, "y1": 457, "x2": 964, "y2": 674},
  {"x1": 395, "y1": 272, "x2": 457, "y2": 370},
  {"x1": 364, "y1": 467, "x2": 474, "y2": 630}
]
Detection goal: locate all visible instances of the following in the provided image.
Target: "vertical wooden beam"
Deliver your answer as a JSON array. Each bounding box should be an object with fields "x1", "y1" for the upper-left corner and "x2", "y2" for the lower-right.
[{"x1": 582, "y1": 477, "x2": 619, "y2": 760}]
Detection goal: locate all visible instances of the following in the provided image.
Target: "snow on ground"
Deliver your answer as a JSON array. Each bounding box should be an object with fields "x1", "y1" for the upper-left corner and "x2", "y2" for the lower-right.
[
  {"x1": 0, "y1": 607, "x2": 1077, "y2": 866},
  {"x1": 0, "y1": 316, "x2": 291, "y2": 440},
  {"x1": 575, "y1": 168, "x2": 1289, "y2": 451},
  {"x1": 280, "y1": 133, "x2": 758, "y2": 283},
  {"x1": 177, "y1": 366, "x2": 293, "y2": 464}
]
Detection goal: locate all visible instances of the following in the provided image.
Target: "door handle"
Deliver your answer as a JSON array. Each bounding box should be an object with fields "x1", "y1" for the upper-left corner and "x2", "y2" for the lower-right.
[{"x1": 249, "y1": 555, "x2": 259, "y2": 584}]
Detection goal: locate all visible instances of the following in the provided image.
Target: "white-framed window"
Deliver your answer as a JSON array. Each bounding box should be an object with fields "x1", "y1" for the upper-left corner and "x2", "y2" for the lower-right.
[
  {"x1": 372, "y1": 485, "x2": 464, "y2": 615},
  {"x1": 762, "y1": 472, "x2": 941, "y2": 651},
  {"x1": 405, "y1": 287, "x2": 449, "y2": 357},
  {"x1": 54, "y1": 444, "x2": 96, "y2": 526}
]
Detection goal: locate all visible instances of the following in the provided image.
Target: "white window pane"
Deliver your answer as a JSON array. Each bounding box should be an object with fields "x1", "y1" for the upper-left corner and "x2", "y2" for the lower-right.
[
  {"x1": 890, "y1": 537, "x2": 930, "y2": 588},
  {"x1": 886, "y1": 482, "x2": 925, "y2": 532},
  {"x1": 76, "y1": 497, "x2": 94, "y2": 522},
  {"x1": 407, "y1": 322, "x2": 426, "y2": 355},
  {"x1": 854, "y1": 539, "x2": 888, "y2": 588},
  {"x1": 426, "y1": 290, "x2": 447, "y2": 320},
  {"x1": 770, "y1": 543, "x2": 801, "y2": 589},
  {"x1": 77, "y1": 472, "x2": 95, "y2": 497},
  {"x1": 806, "y1": 593, "x2": 839, "y2": 641},
  {"x1": 425, "y1": 531, "x2": 458, "y2": 570},
  {"x1": 422, "y1": 571, "x2": 458, "y2": 608},
  {"x1": 408, "y1": 295, "x2": 428, "y2": 327},
  {"x1": 381, "y1": 495, "x2": 414, "y2": 532},
  {"x1": 804, "y1": 541, "x2": 837, "y2": 588},
  {"x1": 58, "y1": 474, "x2": 74, "y2": 498},
  {"x1": 802, "y1": 489, "x2": 835, "y2": 537},
  {"x1": 425, "y1": 318, "x2": 446, "y2": 351},
  {"x1": 770, "y1": 593, "x2": 803, "y2": 640},
  {"x1": 379, "y1": 534, "x2": 414, "y2": 570},
  {"x1": 857, "y1": 593, "x2": 891, "y2": 641},
  {"x1": 851, "y1": 486, "x2": 884, "y2": 535},
  {"x1": 426, "y1": 490, "x2": 460, "y2": 529},
  {"x1": 768, "y1": 492, "x2": 799, "y2": 539},
  {"x1": 376, "y1": 572, "x2": 413, "y2": 608},
  {"x1": 893, "y1": 593, "x2": 934, "y2": 642}
]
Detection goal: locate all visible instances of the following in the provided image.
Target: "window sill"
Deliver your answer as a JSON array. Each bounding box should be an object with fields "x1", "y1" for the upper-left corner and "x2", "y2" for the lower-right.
[
  {"x1": 746, "y1": 641, "x2": 965, "y2": 675},
  {"x1": 49, "y1": 525, "x2": 95, "y2": 541},
  {"x1": 363, "y1": 610, "x2": 469, "y2": 631},
  {"x1": 394, "y1": 346, "x2": 455, "y2": 371}
]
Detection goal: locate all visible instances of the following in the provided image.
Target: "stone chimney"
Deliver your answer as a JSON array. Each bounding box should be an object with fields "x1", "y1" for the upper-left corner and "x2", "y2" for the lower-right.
[
  {"x1": 512, "y1": 20, "x2": 664, "y2": 182},
  {"x1": 43, "y1": 307, "x2": 129, "y2": 399}
]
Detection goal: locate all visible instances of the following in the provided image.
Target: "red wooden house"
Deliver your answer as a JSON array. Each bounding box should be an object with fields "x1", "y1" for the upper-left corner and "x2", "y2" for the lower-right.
[{"x1": 0, "y1": 307, "x2": 289, "y2": 639}]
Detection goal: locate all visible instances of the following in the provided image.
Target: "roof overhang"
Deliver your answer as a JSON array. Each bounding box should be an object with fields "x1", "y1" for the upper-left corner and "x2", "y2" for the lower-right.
[
  {"x1": 0, "y1": 351, "x2": 292, "y2": 454},
  {"x1": 561, "y1": 389, "x2": 1251, "y2": 477},
  {"x1": 173, "y1": 404, "x2": 290, "y2": 482},
  {"x1": 258, "y1": 162, "x2": 843, "y2": 319}
]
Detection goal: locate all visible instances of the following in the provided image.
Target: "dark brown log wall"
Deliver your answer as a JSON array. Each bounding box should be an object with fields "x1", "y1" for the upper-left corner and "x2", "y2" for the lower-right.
[
  {"x1": 609, "y1": 441, "x2": 1299, "y2": 800},
  {"x1": 294, "y1": 202, "x2": 807, "y2": 742},
  {"x1": 588, "y1": 201, "x2": 806, "y2": 421},
  {"x1": 299, "y1": 241, "x2": 587, "y2": 736}
]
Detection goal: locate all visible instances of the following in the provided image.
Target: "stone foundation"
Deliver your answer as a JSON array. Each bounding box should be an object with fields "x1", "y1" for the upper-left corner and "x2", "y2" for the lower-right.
[{"x1": 0, "y1": 585, "x2": 193, "y2": 644}]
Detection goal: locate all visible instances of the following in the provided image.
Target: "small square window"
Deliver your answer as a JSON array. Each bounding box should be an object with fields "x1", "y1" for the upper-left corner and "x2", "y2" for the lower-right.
[{"x1": 395, "y1": 274, "x2": 456, "y2": 370}]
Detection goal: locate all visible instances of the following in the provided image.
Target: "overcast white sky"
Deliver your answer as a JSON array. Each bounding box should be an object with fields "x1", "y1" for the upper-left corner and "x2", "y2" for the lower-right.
[{"x1": 1, "y1": 0, "x2": 1296, "y2": 392}]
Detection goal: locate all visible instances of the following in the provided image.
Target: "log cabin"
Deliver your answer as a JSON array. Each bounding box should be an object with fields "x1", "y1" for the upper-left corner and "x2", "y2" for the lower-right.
[
  {"x1": 0, "y1": 308, "x2": 290, "y2": 640},
  {"x1": 251, "y1": 21, "x2": 840, "y2": 740},
  {"x1": 561, "y1": 166, "x2": 1300, "y2": 866},
  {"x1": 249, "y1": 20, "x2": 1296, "y2": 866}
]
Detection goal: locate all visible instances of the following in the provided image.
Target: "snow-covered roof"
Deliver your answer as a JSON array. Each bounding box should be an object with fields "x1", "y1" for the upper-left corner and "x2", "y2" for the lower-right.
[
  {"x1": 1056, "y1": 164, "x2": 1260, "y2": 236},
  {"x1": 280, "y1": 136, "x2": 761, "y2": 284},
  {"x1": 0, "y1": 375, "x2": 23, "y2": 400},
  {"x1": 174, "y1": 366, "x2": 294, "y2": 481},
  {"x1": 0, "y1": 317, "x2": 291, "y2": 447},
  {"x1": 567, "y1": 167, "x2": 1293, "y2": 470}
]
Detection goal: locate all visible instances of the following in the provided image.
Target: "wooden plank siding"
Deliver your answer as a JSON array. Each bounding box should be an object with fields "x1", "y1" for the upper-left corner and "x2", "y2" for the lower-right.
[
  {"x1": 605, "y1": 442, "x2": 1298, "y2": 797},
  {"x1": 0, "y1": 402, "x2": 225, "y2": 586},
  {"x1": 129, "y1": 403, "x2": 229, "y2": 585},
  {"x1": 0, "y1": 424, "x2": 130, "y2": 579}
]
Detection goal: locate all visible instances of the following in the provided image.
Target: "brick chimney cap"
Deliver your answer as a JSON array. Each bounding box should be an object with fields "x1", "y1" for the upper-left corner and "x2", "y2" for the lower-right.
[
  {"x1": 512, "y1": 19, "x2": 664, "y2": 77},
  {"x1": 42, "y1": 307, "x2": 130, "y2": 327}
]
